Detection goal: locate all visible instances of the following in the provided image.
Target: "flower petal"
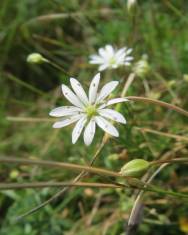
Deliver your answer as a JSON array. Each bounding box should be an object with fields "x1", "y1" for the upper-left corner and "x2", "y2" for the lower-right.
[
  {"x1": 53, "y1": 114, "x2": 84, "y2": 128},
  {"x1": 98, "y1": 109, "x2": 126, "y2": 124},
  {"x1": 125, "y1": 56, "x2": 134, "y2": 61},
  {"x1": 105, "y1": 45, "x2": 114, "y2": 57},
  {"x1": 95, "y1": 116, "x2": 119, "y2": 137},
  {"x1": 89, "y1": 55, "x2": 104, "y2": 64},
  {"x1": 99, "y1": 48, "x2": 108, "y2": 59},
  {"x1": 49, "y1": 106, "x2": 82, "y2": 117},
  {"x1": 96, "y1": 81, "x2": 119, "y2": 103},
  {"x1": 70, "y1": 78, "x2": 89, "y2": 105},
  {"x1": 62, "y1": 84, "x2": 84, "y2": 108},
  {"x1": 98, "y1": 64, "x2": 108, "y2": 71},
  {"x1": 99, "y1": 98, "x2": 129, "y2": 109},
  {"x1": 125, "y1": 48, "x2": 133, "y2": 55},
  {"x1": 89, "y1": 73, "x2": 100, "y2": 104},
  {"x1": 84, "y1": 118, "x2": 96, "y2": 145},
  {"x1": 72, "y1": 116, "x2": 87, "y2": 144},
  {"x1": 115, "y1": 47, "x2": 126, "y2": 58}
]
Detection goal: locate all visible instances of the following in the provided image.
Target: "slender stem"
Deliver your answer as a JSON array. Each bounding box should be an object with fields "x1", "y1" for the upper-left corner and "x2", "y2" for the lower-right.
[
  {"x1": 24, "y1": 9, "x2": 121, "y2": 25},
  {"x1": 116, "y1": 73, "x2": 136, "y2": 113},
  {"x1": 6, "y1": 116, "x2": 53, "y2": 122},
  {"x1": 127, "y1": 164, "x2": 168, "y2": 234},
  {"x1": 47, "y1": 61, "x2": 69, "y2": 75},
  {"x1": 4, "y1": 72, "x2": 45, "y2": 96},
  {"x1": 164, "y1": 0, "x2": 183, "y2": 18},
  {"x1": 0, "y1": 182, "x2": 121, "y2": 190},
  {"x1": 126, "y1": 96, "x2": 188, "y2": 117},
  {"x1": 121, "y1": 73, "x2": 135, "y2": 97},
  {"x1": 147, "y1": 185, "x2": 188, "y2": 199},
  {"x1": 151, "y1": 158, "x2": 188, "y2": 165},
  {"x1": 134, "y1": 127, "x2": 188, "y2": 142},
  {"x1": 0, "y1": 157, "x2": 122, "y2": 178},
  {"x1": 153, "y1": 72, "x2": 177, "y2": 99}
]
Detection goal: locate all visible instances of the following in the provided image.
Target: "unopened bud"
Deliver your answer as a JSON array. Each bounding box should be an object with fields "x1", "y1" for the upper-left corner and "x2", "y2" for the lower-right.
[
  {"x1": 120, "y1": 159, "x2": 150, "y2": 177},
  {"x1": 133, "y1": 54, "x2": 150, "y2": 78},
  {"x1": 9, "y1": 170, "x2": 19, "y2": 179},
  {"x1": 27, "y1": 53, "x2": 48, "y2": 64}
]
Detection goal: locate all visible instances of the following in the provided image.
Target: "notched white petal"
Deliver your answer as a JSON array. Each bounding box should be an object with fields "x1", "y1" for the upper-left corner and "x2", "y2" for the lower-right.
[
  {"x1": 97, "y1": 81, "x2": 119, "y2": 103},
  {"x1": 105, "y1": 45, "x2": 114, "y2": 57},
  {"x1": 95, "y1": 116, "x2": 119, "y2": 137},
  {"x1": 49, "y1": 106, "x2": 82, "y2": 117},
  {"x1": 125, "y1": 48, "x2": 133, "y2": 55},
  {"x1": 98, "y1": 97, "x2": 129, "y2": 109},
  {"x1": 98, "y1": 109, "x2": 126, "y2": 124},
  {"x1": 53, "y1": 114, "x2": 84, "y2": 128},
  {"x1": 89, "y1": 73, "x2": 100, "y2": 104},
  {"x1": 84, "y1": 119, "x2": 96, "y2": 145},
  {"x1": 115, "y1": 47, "x2": 126, "y2": 58},
  {"x1": 99, "y1": 48, "x2": 107, "y2": 59},
  {"x1": 61, "y1": 84, "x2": 84, "y2": 108},
  {"x1": 72, "y1": 116, "x2": 87, "y2": 144},
  {"x1": 70, "y1": 78, "x2": 89, "y2": 105},
  {"x1": 126, "y1": 56, "x2": 134, "y2": 60},
  {"x1": 89, "y1": 55, "x2": 104, "y2": 64}
]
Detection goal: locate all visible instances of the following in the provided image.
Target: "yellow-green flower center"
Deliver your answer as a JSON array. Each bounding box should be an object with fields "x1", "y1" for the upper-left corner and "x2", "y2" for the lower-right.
[
  {"x1": 109, "y1": 57, "x2": 116, "y2": 65},
  {"x1": 85, "y1": 105, "x2": 97, "y2": 118}
]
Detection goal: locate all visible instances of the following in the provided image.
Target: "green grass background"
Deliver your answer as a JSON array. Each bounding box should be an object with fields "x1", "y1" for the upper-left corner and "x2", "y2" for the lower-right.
[{"x1": 0, "y1": 0, "x2": 188, "y2": 234}]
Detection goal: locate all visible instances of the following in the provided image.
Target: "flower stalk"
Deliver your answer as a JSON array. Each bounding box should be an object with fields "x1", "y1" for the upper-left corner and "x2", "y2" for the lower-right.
[
  {"x1": 126, "y1": 96, "x2": 188, "y2": 117},
  {"x1": 0, "y1": 182, "x2": 121, "y2": 190},
  {"x1": 0, "y1": 157, "x2": 122, "y2": 178}
]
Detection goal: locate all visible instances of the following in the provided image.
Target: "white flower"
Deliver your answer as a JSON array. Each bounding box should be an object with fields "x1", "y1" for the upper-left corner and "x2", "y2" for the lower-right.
[
  {"x1": 49, "y1": 73, "x2": 129, "y2": 145},
  {"x1": 89, "y1": 45, "x2": 133, "y2": 71}
]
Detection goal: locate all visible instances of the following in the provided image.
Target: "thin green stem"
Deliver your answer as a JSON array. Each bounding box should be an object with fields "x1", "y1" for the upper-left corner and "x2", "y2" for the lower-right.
[
  {"x1": 24, "y1": 9, "x2": 121, "y2": 25},
  {"x1": 47, "y1": 61, "x2": 69, "y2": 75},
  {"x1": 126, "y1": 96, "x2": 188, "y2": 117},
  {"x1": 4, "y1": 72, "x2": 45, "y2": 96},
  {"x1": 147, "y1": 185, "x2": 188, "y2": 199},
  {"x1": 6, "y1": 116, "x2": 53, "y2": 122},
  {"x1": 0, "y1": 157, "x2": 122, "y2": 178},
  {"x1": 134, "y1": 127, "x2": 188, "y2": 142},
  {"x1": 151, "y1": 158, "x2": 188, "y2": 165},
  {"x1": 0, "y1": 182, "x2": 121, "y2": 190}
]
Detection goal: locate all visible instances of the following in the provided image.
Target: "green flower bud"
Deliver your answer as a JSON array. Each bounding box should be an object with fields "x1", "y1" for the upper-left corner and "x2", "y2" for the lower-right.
[
  {"x1": 27, "y1": 53, "x2": 48, "y2": 64},
  {"x1": 133, "y1": 54, "x2": 150, "y2": 78},
  {"x1": 120, "y1": 159, "x2": 150, "y2": 177},
  {"x1": 9, "y1": 170, "x2": 19, "y2": 179}
]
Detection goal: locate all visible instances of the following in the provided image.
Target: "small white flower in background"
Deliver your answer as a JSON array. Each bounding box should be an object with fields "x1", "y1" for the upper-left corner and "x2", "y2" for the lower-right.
[
  {"x1": 89, "y1": 45, "x2": 133, "y2": 72},
  {"x1": 49, "y1": 73, "x2": 128, "y2": 146}
]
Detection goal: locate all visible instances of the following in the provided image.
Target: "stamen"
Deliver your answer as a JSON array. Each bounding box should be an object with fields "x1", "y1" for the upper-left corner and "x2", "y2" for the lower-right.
[{"x1": 85, "y1": 105, "x2": 97, "y2": 118}]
